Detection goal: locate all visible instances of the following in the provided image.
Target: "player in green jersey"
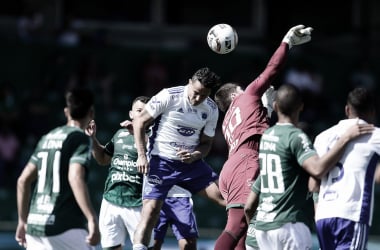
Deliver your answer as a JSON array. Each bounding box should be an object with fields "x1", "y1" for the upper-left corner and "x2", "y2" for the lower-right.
[
  {"x1": 86, "y1": 96, "x2": 152, "y2": 250},
  {"x1": 15, "y1": 87, "x2": 100, "y2": 250},
  {"x1": 244, "y1": 84, "x2": 373, "y2": 250}
]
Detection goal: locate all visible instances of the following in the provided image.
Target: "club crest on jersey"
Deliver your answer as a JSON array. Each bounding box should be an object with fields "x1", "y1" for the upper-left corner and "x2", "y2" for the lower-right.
[
  {"x1": 177, "y1": 125, "x2": 196, "y2": 136},
  {"x1": 201, "y1": 112, "x2": 208, "y2": 120}
]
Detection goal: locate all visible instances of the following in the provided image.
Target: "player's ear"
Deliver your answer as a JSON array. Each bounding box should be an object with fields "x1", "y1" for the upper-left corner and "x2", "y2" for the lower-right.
[
  {"x1": 129, "y1": 110, "x2": 133, "y2": 120},
  {"x1": 345, "y1": 105, "x2": 350, "y2": 118},
  {"x1": 64, "y1": 107, "x2": 69, "y2": 119},
  {"x1": 273, "y1": 101, "x2": 278, "y2": 112},
  {"x1": 230, "y1": 92, "x2": 238, "y2": 100}
]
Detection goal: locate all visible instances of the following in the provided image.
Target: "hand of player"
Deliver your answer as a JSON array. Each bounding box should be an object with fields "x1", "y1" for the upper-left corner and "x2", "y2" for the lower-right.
[
  {"x1": 341, "y1": 121, "x2": 374, "y2": 141},
  {"x1": 85, "y1": 120, "x2": 97, "y2": 138},
  {"x1": 15, "y1": 222, "x2": 27, "y2": 248},
  {"x1": 176, "y1": 149, "x2": 199, "y2": 164},
  {"x1": 86, "y1": 218, "x2": 100, "y2": 246},
  {"x1": 282, "y1": 24, "x2": 313, "y2": 48},
  {"x1": 136, "y1": 154, "x2": 150, "y2": 175}
]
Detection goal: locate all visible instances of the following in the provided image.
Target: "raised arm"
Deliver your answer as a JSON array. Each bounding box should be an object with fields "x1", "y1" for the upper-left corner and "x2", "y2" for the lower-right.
[
  {"x1": 85, "y1": 120, "x2": 112, "y2": 166},
  {"x1": 245, "y1": 24, "x2": 313, "y2": 97}
]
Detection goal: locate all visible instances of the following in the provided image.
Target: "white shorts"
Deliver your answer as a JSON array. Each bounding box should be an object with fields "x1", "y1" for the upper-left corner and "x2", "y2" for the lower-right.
[
  {"x1": 26, "y1": 228, "x2": 95, "y2": 250},
  {"x1": 255, "y1": 222, "x2": 312, "y2": 250},
  {"x1": 99, "y1": 198, "x2": 151, "y2": 248}
]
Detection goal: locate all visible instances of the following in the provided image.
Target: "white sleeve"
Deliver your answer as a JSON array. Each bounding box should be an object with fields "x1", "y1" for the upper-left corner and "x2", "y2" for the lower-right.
[
  {"x1": 145, "y1": 88, "x2": 170, "y2": 119},
  {"x1": 202, "y1": 102, "x2": 219, "y2": 137}
]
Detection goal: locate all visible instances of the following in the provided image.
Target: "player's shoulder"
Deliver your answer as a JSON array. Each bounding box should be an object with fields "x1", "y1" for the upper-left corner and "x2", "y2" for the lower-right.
[
  {"x1": 167, "y1": 85, "x2": 185, "y2": 95},
  {"x1": 154, "y1": 86, "x2": 184, "y2": 102},
  {"x1": 204, "y1": 96, "x2": 218, "y2": 111},
  {"x1": 315, "y1": 123, "x2": 340, "y2": 140},
  {"x1": 114, "y1": 128, "x2": 131, "y2": 138}
]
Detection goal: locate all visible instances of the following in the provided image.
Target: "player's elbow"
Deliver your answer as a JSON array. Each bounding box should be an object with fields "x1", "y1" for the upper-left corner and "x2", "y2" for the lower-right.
[{"x1": 303, "y1": 156, "x2": 327, "y2": 179}]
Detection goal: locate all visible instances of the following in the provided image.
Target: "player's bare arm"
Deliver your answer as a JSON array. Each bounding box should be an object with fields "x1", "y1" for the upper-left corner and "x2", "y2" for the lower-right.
[
  {"x1": 303, "y1": 123, "x2": 374, "y2": 178},
  {"x1": 374, "y1": 161, "x2": 380, "y2": 184},
  {"x1": 244, "y1": 190, "x2": 259, "y2": 224},
  {"x1": 133, "y1": 108, "x2": 155, "y2": 174},
  {"x1": 68, "y1": 163, "x2": 100, "y2": 246},
  {"x1": 15, "y1": 162, "x2": 38, "y2": 248},
  {"x1": 86, "y1": 120, "x2": 112, "y2": 166}
]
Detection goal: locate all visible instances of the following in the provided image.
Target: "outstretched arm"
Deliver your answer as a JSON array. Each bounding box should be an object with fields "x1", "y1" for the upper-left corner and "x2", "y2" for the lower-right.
[{"x1": 245, "y1": 24, "x2": 313, "y2": 97}]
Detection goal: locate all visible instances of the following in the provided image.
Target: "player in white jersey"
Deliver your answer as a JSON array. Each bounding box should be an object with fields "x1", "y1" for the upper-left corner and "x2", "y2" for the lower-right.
[
  {"x1": 132, "y1": 67, "x2": 225, "y2": 250},
  {"x1": 313, "y1": 87, "x2": 380, "y2": 250}
]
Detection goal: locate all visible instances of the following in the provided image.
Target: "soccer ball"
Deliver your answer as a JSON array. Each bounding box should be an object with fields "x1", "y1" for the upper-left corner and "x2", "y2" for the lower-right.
[{"x1": 207, "y1": 24, "x2": 238, "y2": 54}]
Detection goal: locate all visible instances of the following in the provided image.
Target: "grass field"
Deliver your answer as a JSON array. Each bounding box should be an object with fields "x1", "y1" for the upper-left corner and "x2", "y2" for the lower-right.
[{"x1": 3, "y1": 230, "x2": 380, "y2": 249}]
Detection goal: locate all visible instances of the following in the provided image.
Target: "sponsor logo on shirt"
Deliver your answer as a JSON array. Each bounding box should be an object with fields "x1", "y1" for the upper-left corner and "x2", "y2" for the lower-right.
[
  {"x1": 111, "y1": 172, "x2": 141, "y2": 183},
  {"x1": 118, "y1": 131, "x2": 130, "y2": 137},
  {"x1": 147, "y1": 175, "x2": 163, "y2": 185},
  {"x1": 122, "y1": 145, "x2": 134, "y2": 150},
  {"x1": 169, "y1": 142, "x2": 195, "y2": 151},
  {"x1": 177, "y1": 125, "x2": 196, "y2": 136}
]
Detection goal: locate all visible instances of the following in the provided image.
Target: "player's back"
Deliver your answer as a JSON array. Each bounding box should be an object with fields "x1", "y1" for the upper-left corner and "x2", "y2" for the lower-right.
[
  {"x1": 315, "y1": 119, "x2": 380, "y2": 225},
  {"x1": 26, "y1": 125, "x2": 91, "y2": 236},
  {"x1": 255, "y1": 123, "x2": 315, "y2": 231}
]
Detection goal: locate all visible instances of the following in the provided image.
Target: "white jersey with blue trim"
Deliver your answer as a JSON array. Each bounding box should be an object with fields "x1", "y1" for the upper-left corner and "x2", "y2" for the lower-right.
[
  {"x1": 145, "y1": 85, "x2": 219, "y2": 161},
  {"x1": 314, "y1": 118, "x2": 380, "y2": 225}
]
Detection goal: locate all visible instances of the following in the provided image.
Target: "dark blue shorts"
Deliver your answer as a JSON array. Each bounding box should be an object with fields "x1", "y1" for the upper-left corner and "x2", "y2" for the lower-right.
[
  {"x1": 143, "y1": 155, "x2": 218, "y2": 200},
  {"x1": 154, "y1": 197, "x2": 198, "y2": 240},
  {"x1": 316, "y1": 218, "x2": 369, "y2": 250}
]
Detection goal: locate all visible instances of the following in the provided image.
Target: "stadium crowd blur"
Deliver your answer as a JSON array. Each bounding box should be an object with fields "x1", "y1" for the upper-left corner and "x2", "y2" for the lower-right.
[{"x1": 1, "y1": 0, "x2": 380, "y2": 237}]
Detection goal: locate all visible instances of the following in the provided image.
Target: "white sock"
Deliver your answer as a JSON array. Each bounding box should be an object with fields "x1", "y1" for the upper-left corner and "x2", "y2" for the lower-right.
[{"x1": 133, "y1": 243, "x2": 148, "y2": 250}]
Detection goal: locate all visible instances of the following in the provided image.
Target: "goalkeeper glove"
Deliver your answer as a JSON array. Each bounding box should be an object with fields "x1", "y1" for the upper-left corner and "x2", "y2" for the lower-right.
[{"x1": 282, "y1": 24, "x2": 313, "y2": 49}]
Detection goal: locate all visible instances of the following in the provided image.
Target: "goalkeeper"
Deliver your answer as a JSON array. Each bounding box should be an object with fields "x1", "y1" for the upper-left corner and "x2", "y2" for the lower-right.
[{"x1": 214, "y1": 24, "x2": 313, "y2": 250}]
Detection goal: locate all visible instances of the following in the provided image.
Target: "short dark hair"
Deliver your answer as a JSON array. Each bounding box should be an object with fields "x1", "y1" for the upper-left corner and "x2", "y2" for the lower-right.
[
  {"x1": 191, "y1": 67, "x2": 221, "y2": 90},
  {"x1": 65, "y1": 87, "x2": 94, "y2": 119},
  {"x1": 347, "y1": 87, "x2": 375, "y2": 116},
  {"x1": 214, "y1": 83, "x2": 240, "y2": 112},
  {"x1": 133, "y1": 96, "x2": 150, "y2": 105},
  {"x1": 275, "y1": 84, "x2": 303, "y2": 116}
]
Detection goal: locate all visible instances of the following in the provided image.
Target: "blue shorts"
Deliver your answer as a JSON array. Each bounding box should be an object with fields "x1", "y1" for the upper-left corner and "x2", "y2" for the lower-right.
[
  {"x1": 143, "y1": 155, "x2": 218, "y2": 200},
  {"x1": 154, "y1": 197, "x2": 198, "y2": 240},
  {"x1": 316, "y1": 218, "x2": 369, "y2": 250}
]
